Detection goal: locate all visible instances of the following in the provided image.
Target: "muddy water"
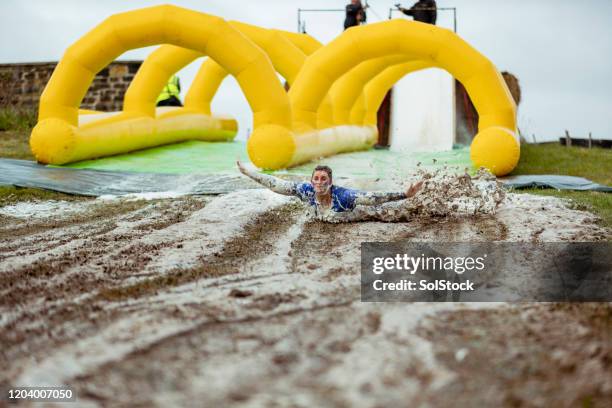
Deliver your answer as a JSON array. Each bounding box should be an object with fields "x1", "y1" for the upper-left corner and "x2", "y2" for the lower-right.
[
  {"x1": 0, "y1": 188, "x2": 610, "y2": 407},
  {"x1": 323, "y1": 167, "x2": 506, "y2": 223}
]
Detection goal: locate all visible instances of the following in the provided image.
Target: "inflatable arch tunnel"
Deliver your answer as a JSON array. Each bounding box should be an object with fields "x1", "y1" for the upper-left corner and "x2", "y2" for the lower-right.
[{"x1": 31, "y1": 5, "x2": 519, "y2": 176}]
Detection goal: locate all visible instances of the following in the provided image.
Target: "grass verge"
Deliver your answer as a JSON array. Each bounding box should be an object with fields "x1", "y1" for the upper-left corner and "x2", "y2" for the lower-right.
[
  {"x1": 0, "y1": 108, "x2": 64, "y2": 202},
  {"x1": 510, "y1": 143, "x2": 611, "y2": 228},
  {"x1": 0, "y1": 107, "x2": 36, "y2": 160},
  {"x1": 0, "y1": 108, "x2": 37, "y2": 132},
  {"x1": 0, "y1": 186, "x2": 91, "y2": 206},
  {"x1": 0, "y1": 130, "x2": 34, "y2": 160}
]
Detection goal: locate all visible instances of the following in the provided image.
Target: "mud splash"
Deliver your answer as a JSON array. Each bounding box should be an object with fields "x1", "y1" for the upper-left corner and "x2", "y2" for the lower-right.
[{"x1": 321, "y1": 167, "x2": 505, "y2": 223}]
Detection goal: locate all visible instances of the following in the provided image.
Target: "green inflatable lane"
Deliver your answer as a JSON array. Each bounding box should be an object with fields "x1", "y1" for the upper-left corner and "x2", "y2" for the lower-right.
[{"x1": 62, "y1": 140, "x2": 472, "y2": 178}]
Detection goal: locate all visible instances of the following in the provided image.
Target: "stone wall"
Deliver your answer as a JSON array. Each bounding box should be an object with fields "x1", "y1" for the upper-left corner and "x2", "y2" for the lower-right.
[{"x1": 0, "y1": 61, "x2": 142, "y2": 112}]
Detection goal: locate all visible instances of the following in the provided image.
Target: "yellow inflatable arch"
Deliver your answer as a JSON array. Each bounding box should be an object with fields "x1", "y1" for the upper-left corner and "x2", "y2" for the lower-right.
[
  {"x1": 32, "y1": 6, "x2": 519, "y2": 176},
  {"x1": 329, "y1": 55, "x2": 416, "y2": 125},
  {"x1": 31, "y1": 5, "x2": 290, "y2": 164},
  {"x1": 288, "y1": 20, "x2": 519, "y2": 175},
  {"x1": 112, "y1": 22, "x2": 312, "y2": 136},
  {"x1": 187, "y1": 31, "x2": 336, "y2": 129},
  {"x1": 77, "y1": 44, "x2": 238, "y2": 141},
  {"x1": 350, "y1": 61, "x2": 434, "y2": 126}
]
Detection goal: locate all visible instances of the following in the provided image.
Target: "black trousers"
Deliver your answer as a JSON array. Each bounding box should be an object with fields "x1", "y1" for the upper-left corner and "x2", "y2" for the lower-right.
[{"x1": 156, "y1": 96, "x2": 183, "y2": 107}]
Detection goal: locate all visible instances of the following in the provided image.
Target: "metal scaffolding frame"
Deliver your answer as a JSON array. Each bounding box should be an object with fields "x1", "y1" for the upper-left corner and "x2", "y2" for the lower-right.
[
  {"x1": 296, "y1": 6, "x2": 457, "y2": 33},
  {"x1": 296, "y1": 8, "x2": 344, "y2": 33}
]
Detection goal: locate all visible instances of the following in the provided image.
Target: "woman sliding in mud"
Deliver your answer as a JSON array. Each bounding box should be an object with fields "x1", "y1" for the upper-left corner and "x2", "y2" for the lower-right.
[{"x1": 237, "y1": 161, "x2": 423, "y2": 222}]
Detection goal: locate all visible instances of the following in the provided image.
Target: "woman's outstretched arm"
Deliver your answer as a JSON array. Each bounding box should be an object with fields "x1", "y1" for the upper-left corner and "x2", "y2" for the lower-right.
[
  {"x1": 237, "y1": 161, "x2": 298, "y2": 196},
  {"x1": 354, "y1": 181, "x2": 423, "y2": 206}
]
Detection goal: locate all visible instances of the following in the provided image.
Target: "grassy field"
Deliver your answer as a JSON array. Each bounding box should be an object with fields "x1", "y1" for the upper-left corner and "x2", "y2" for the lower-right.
[
  {"x1": 0, "y1": 108, "x2": 36, "y2": 161},
  {"x1": 0, "y1": 108, "x2": 92, "y2": 204},
  {"x1": 0, "y1": 107, "x2": 37, "y2": 132},
  {"x1": 510, "y1": 143, "x2": 612, "y2": 228},
  {"x1": 0, "y1": 108, "x2": 610, "y2": 226},
  {"x1": 511, "y1": 143, "x2": 611, "y2": 185}
]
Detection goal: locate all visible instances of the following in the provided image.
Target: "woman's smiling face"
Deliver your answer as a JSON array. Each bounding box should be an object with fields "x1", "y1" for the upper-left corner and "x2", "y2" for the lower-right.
[{"x1": 311, "y1": 170, "x2": 332, "y2": 195}]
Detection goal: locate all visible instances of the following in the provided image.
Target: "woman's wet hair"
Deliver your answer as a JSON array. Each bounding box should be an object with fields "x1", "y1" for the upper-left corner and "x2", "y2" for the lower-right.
[{"x1": 312, "y1": 165, "x2": 332, "y2": 181}]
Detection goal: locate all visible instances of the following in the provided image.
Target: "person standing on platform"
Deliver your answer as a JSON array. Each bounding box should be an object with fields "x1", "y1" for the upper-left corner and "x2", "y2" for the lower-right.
[
  {"x1": 396, "y1": 0, "x2": 437, "y2": 25},
  {"x1": 344, "y1": 0, "x2": 368, "y2": 30}
]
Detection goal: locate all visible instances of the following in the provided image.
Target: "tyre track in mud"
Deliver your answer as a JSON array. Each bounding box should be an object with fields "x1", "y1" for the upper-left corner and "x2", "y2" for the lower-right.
[
  {"x1": 416, "y1": 303, "x2": 612, "y2": 407},
  {"x1": 288, "y1": 214, "x2": 507, "y2": 287},
  {"x1": 64, "y1": 301, "x2": 467, "y2": 408},
  {"x1": 51, "y1": 215, "x2": 426, "y2": 405},
  {"x1": 0, "y1": 200, "x2": 170, "y2": 267},
  {"x1": 95, "y1": 201, "x2": 303, "y2": 302},
  {"x1": 0, "y1": 200, "x2": 145, "y2": 253},
  {"x1": 1, "y1": 196, "x2": 302, "y2": 385},
  {"x1": 68, "y1": 302, "x2": 361, "y2": 406},
  {"x1": 0, "y1": 198, "x2": 207, "y2": 307},
  {"x1": 3, "y1": 191, "x2": 610, "y2": 406},
  {"x1": 0, "y1": 198, "x2": 210, "y2": 375}
]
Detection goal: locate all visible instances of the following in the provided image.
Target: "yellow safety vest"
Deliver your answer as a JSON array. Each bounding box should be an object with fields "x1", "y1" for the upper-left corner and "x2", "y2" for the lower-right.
[{"x1": 156, "y1": 75, "x2": 181, "y2": 103}]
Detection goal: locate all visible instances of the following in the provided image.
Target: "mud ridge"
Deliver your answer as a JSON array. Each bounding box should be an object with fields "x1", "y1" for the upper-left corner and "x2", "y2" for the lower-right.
[
  {"x1": 416, "y1": 303, "x2": 612, "y2": 407},
  {"x1": 97, "y1": 202, "x2": 302, "y2": 302}
]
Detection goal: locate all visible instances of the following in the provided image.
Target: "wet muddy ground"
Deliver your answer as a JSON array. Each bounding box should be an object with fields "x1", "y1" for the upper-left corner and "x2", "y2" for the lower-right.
[{"x1": 0, "y1": 189, "x2": 610, "y2": 407}]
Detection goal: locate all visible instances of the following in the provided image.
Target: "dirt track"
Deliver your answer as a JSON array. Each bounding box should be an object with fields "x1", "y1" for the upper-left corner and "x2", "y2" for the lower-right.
[{"x1": 1, "y1": 190, "x2": 611, "y2": 407}]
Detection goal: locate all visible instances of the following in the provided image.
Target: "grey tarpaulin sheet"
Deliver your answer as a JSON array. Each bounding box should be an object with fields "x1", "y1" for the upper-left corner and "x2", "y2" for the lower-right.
[
  {"x1": 2, "y1": 159, "x2": 611, "y2": 196},
  {"x1": 0, "y1": 159, "x2": 257, "y2": 196},
  {"x1": 502, "y1": 175, "x2": 612, "y2": 192}
]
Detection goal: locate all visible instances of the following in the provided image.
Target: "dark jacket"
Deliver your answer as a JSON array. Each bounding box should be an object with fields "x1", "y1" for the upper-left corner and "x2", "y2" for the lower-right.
[
  {"x1": 401, "y1": 0, "x2": 437, "y2": 25},
  {"x1": 344, "y1": 3, "x2": 366, "y2": 30}
]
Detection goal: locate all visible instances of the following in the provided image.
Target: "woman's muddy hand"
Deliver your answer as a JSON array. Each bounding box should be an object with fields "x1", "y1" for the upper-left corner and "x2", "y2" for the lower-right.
[
  {"x1": 406, "y1": 180, "x2": 424, "y2": 198},
  {"x1": 236, "y1": 160, "x2": 246, "y2": 174}
]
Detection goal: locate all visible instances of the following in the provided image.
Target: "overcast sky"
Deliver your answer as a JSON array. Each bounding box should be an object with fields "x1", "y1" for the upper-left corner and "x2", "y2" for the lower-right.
[{"x1": 1, "y1": 0, "x2": 611, "y2": 141}]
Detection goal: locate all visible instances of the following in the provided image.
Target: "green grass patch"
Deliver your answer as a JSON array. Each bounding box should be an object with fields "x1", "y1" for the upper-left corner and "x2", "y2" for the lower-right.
[
  {"x1": 0, "y1": 186, "x2": 89, "y2": 206},
  {"x1": 0, "y1": 107, "x2": 36, "y2": 160},
  {"x1": 0, "y1": 130, "x2": 34, "y2": 160},
  {"x1": 512, "y1": 143, "x2": 612, "y2": 185},
  {"x1": 0, "y1": 108, "x2": 37, "y2": 132},
  {"x1": 511, "y1": 143, "x2": 611, "y2": 229}
]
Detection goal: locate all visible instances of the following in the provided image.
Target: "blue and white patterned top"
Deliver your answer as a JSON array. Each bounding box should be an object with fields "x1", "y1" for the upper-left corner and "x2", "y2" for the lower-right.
[
  {"x1": 295, "y1": 183, "x2": 359, "y2": 213},
  {"x1": 239, "y1": 164, "x2": 407, "y2": 220}
]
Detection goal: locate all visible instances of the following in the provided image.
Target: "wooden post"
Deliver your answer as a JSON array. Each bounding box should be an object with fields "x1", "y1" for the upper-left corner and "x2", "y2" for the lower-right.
[
  {"x1": 376, "y1": 88, "x2": 392, "y2": 147},
  {"x1": 565, "y1": 130, "x2": 571, "y2": 147},
  {"x1": 588, "y1": 132, "x2": 592, "y2": 149}
]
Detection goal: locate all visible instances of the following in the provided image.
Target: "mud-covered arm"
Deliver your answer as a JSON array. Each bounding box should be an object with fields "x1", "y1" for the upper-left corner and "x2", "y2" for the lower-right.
[
  {"x1": 237, "y1": 161, "x2": 298, "y2": 196},
  {"x1": 353, "y1": 181, "x2": 423, "y2": 206},
  {"x1": 354, "y1": 191, "x2": 407, "y2": 206}
]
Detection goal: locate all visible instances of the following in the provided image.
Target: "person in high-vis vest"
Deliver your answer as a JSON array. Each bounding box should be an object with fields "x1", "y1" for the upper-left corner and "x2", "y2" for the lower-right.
[{"x1": 156, "y1": 75, "x2": 183, "y2": 107}]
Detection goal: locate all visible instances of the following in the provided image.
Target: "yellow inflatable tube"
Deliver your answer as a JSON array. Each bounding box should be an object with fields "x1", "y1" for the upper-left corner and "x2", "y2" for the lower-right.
[
  {"x1": 31, "y1": 5, "x2": 291, "y2": 165},
  {"x1": 98, "y1": 21, "x2": 313, "y2": 142},
  {"x1": 186, "y1": 30, "x2": 335, "y2": 129},
  {"x1": 287, "y1": 20, "x2": 519, "y2": 175},
  {"x1": 328, "y1": 55, "x2": 415, "y2": 125},
  {"x1": 79, "y1": 44, "x2": 238, "y2": 145},
  {"x1": 32, "y1": 7, "x2": 518, "y2": 176},
  {"x1": 183, "y1": 25, "x2": 309, "y2": 111},
  {"x1": 350, "y1": 61, "x2": 434, "y2": 126}
]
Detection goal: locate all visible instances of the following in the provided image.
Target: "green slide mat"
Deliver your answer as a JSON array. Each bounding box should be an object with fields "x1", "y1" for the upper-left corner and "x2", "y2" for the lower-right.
[{"x1": 62, "y1": 140, "x2": 473, "y2": 179}]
